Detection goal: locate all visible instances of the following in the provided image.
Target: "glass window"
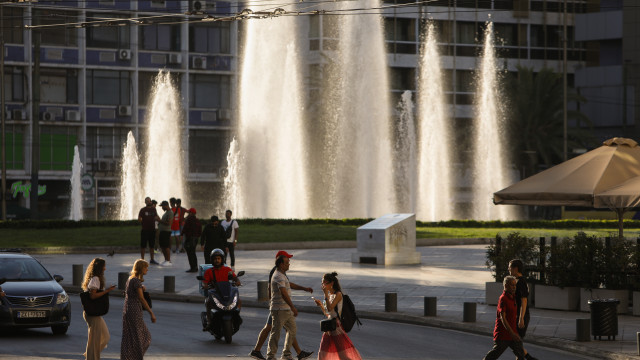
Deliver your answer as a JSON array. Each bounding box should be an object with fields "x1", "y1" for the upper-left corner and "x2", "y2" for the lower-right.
[
  {"x1": 494, "y1": 23, "x2": 517, "y2": 47},
  {"x1": 189, "y1": 22, "x2": 230, "y2": 54},
  {"x1": 188, "y1": 129, "x2": 230, "y2": 173},
  {"x1": 140, "y1": 20, "x2": 181, "y2": 51},
  {"x1": 40, "y1": 68, "x2": 78, "y2": 104},
  {"x1": 455, "y1": 70, "x2": 474, "y2": 93},
  {"x1": 86, "y1": 126, "x2": 132, "y2": 163},
  {"x1": 309, "y1": 15, "x2": 320, "y2": 38},
  {"x1": 456, "y1": 22, "x2": 477, "y2": 44},
  {"x1": 86, "y1": 13, "x2": 130, "y2": 49},
  {"x1": 4, "y1": 125, "x2": 24, "y2": 170},
  {"x1": 189, "y1": 74, "x2": 230, "y2": 109},
  {"x1": 4, "y1": 6, "x2": 24, "y2": 44},
  {"x1": 33, "y1": 9, "x2": 78, "y2": 47},
  {"x1": 4, "y1": 67, "x2": 26, "y2": 102},
  {"x1": 390, "y1": 67, "x2": 416, "y2": 91},
  {"x1": 87, "y1": 70, "x2": 130, "y2": 105},
  {"x1": 40, "y1": 126, "x2": 78, "y2": 171},
  {"x1": 385, "y1": 18, "x2": 416, "y2": 42}
]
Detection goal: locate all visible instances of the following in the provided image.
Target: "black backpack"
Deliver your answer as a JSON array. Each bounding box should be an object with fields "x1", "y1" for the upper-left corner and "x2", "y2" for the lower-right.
[
  {"x1": 338, "y1": 294, "x2": 362, "y2": 332},
  {"x1": 224, "y1": 220, "x2": 235, "y2": 240}
]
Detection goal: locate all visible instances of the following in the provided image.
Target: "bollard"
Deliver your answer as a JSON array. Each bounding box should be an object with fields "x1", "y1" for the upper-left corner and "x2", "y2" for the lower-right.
[
  {"x1": 463, "y1": 302, "x2": 476, "y2": 322},
  {"x1": 637, "y1": 332, "x2": 640, "y2": 356},
  {"x1": 118, "y1": 272, "x2": 129, "y2": 290},
  {"x1": 72, "y1": 264, "x2": 83, "y2": 287},
  {"x1": 424, "y1": 297, "x2": 437, "y2": 317},
  {"x1": 164, "y1": 276, "x2": 175, "y2": 293},
  {"x1": 257, "y1": 280, "x2": 269, "y2": 301},
  {"x1": 385, "y1": 293, "x2": 397, "y2": 312},
  {"x1": 576, "y1": 318, "x2": 591, "y2": 342}
]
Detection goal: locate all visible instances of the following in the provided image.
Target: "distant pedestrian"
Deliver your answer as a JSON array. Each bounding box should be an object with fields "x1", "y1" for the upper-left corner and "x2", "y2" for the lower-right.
[
  {"x1": 151, "y1": 200, "x2": 159, "y2": 255},
  {"x1": 81, "y1": 257, "x2": 116, "y2": 360},
  {"x1": 482, "y1": 275, "x2": 525, "y2": 360},
  {"x1": 249, "y1": 251, "x2": 313, "y2": 360},
  {"x1": 176, "y1": 198, "x2": 187, "y2": 252},
  {"x1": 313, "y1": 272, "x2": 362, "y2": 360},
  {"x1": 221, "y1": 209, "x2": 239, "y2": 267},
  {"x1": 158, "y1": 201, "x2": 173, "y2": 266},
  {"x1": 169, "y1": 198, "x2": 182, "y2": 254},
  {"x1": 138, "y1": 197, "x2": 160, "y2": 265},
  {"x1": 200, "y1": 216, "x2": 227, "y2": 264},
  {"x1": 121, "y1": 259, "x2": 155, "y2": 360},
  {"x1": 509, "y1": 259, "x2": 538, "y2": 360},
  {"x1": 182, "y1": 208, "x2": 202, "y2": 272}
]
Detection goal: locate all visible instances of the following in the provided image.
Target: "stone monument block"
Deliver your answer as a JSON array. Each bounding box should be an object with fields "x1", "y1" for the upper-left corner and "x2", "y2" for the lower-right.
[{"x1": 351, "y1": 213, "x2": 421, "y2": 265}]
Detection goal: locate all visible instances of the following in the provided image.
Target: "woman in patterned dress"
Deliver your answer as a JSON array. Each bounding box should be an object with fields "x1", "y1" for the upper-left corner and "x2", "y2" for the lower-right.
[
  {"x1": 313, "y1": 272, "x2": 362, "y2": 360},
  {"x1": 81, "y1": 258, "x2": 116, "y2": 360},
  {"x1": 121, "y1": 259, "x2": 156, "y2": 360}
]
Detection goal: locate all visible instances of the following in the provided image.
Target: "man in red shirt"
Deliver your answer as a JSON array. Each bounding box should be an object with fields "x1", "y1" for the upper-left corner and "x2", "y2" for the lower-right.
[
  {"x1": 483, "y1": 275, "x2": 525, "y2": 360},
  {"x1": 202, "y1": 248, "x2": 241, "y2": 329}
]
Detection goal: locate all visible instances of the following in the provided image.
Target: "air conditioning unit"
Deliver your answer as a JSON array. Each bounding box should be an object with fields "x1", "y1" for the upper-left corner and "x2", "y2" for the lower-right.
[
  {"x1": 4, "y1": 108, "x2": 11, "y2": 120},
  {"x1": 66, "y1": 110, "x2": 81, "y2": 121},
  {"x1": 42, "y1": 111, "x2": 55, "y2": 121},
  {"x1": 117, "y1": 105, "x2": 132, "y2": 116},
  {"x1": 190, "y1": 0, "x2": 206, "y2": 12},
  {"x1": 218, "y1": 109, "x2": 232, "y2": 121},
  {"x1": 98, "y1": 160, "x2": 112, "y2": 172},
  {"x1": 118, "y1": 49, "x2": 132, "y2": 60},
  {"x1": 168, "y1": 53, "x2": 182, "y2": 64},
  {"x1": 192, "y1": 56, "x2": 207, "y2": 70},
  {"x1": 12, "y1": 109, "x2": 25, "y2": 120}
]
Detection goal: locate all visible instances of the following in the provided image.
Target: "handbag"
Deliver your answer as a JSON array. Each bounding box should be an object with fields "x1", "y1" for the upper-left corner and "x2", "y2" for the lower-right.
[
  {"x1": 320, "y1": 317, "x2": 336, "y2": 332},
  {"x1": 80, "y1": 290, "x2": 109, "y2": 316},
  {"x1": 143, "y1": 291, "x2": 152, "y2": 308}
]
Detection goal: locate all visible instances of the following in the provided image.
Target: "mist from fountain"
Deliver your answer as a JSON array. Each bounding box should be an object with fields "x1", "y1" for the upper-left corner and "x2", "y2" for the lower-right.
[
  {"x1": 118, "y1": 131, "x2": 144, "y2": 220},
  {"x1": 472, "y1": 22, "x2": 514, "y2": 220},
  {"x1": 417, "y1": 22, "x2": 454, "y2": 221},
  {"x1": 235, "y1": 16, "x2": 310, "y2": 218},
  {"x1": 69, "y1": 145, "x2": 83, "y2": 220},
  {"x1": 395, "y1": 90, "x2": 417, "y2": 213}
]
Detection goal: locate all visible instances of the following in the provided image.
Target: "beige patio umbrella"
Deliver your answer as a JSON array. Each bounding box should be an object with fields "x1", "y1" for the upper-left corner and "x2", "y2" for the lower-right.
[{"x1": 494, "y1": 137, "x2": 640, "y2": 239}]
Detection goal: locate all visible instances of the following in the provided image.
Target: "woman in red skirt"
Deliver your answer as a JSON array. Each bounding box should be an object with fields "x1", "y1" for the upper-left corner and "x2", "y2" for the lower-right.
[{"x1": 313, "y1": 272, "x2": 362, "y2": 360}]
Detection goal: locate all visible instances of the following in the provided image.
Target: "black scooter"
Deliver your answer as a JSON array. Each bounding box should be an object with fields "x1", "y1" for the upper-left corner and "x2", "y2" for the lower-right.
[{"x1": 197, "y1": 270, "x2": 244, "y2": 343}]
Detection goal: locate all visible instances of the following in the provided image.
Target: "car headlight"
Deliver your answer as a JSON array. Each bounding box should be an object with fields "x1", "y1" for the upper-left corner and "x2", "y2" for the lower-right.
[{"x1": 56, "y1": 291, "x2": 69, "y2": 304}]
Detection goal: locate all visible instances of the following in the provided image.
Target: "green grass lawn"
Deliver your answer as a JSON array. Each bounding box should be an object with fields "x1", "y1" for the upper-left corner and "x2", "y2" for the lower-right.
[{"x1": 2, "y1": 223, "x2": 636, "y2": 248}]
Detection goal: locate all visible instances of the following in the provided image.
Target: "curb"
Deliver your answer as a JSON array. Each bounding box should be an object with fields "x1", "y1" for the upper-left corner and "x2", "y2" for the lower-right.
[{"x1": 63, "y1": 286, "x2": 637, "y2": 360}]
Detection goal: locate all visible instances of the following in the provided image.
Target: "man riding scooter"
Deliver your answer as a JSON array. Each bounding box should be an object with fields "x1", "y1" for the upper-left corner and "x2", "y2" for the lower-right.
[{"x1": 202, "y1": 248, "x2": 242, "y2": 330}]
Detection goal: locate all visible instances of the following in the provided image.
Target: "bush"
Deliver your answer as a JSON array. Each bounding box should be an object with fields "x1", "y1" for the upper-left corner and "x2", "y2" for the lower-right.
[{"x1": 485, "y1": 232, "x2": 539, "y2": 283}]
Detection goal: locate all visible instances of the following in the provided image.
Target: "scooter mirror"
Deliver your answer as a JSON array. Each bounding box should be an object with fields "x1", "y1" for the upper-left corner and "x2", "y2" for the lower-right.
[
  {"x1": 236, "y1": 271, "x2": 245, "y2": 277},
  {"x1": 196, "y1": 275, "x2": 204, "y2": 281}
]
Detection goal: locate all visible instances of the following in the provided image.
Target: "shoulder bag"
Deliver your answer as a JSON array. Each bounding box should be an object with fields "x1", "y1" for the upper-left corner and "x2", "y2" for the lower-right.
[{"x1": 80, "y1": 290, "x2": 109, "y2": 316}]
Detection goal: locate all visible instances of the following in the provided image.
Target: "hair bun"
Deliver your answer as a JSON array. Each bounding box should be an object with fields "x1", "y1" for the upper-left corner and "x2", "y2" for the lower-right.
[{"x1": 331, "y1": 272, "x2": 338, "y2": 277}]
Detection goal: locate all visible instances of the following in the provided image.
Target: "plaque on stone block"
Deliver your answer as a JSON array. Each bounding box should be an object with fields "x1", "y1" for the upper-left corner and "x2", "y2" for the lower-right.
[{"x1": 351, "y1": 213, "x2": 421, "y2": 265}]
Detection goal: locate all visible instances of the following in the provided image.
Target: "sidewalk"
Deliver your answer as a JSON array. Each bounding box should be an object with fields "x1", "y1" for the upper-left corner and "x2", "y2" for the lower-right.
[{"x1": 32, "y1": 242, "x2": 639, "y2": 360}]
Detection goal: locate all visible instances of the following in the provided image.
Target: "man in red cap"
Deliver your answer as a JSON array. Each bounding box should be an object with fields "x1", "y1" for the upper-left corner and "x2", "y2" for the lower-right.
[
  {"x1": 181, "y1": 208, "x2": 202, "y2": 272},
  {"x1": 250, "y1": 251, "x2": 314, "y2": 360}
]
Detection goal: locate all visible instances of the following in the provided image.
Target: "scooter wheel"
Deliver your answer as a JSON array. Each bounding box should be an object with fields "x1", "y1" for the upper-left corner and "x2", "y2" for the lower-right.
[{"x1": 223, "y1": 320, "x2": 233, "y2": 344}]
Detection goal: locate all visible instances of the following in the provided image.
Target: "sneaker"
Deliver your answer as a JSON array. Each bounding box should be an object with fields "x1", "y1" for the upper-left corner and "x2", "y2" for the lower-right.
[
  {"x1": 153, "y1": 249, "x2": 159, "y2": 254},
  {"x1": 185, "y1": 269, "x2": 198, "y2": 273},
  {"x1": 150, "y1": 259, "x2": 159, "y2": 265},
  {"x1": 161, "y1": 261, "x2": 173, "y2": 266},
  {"x1": 249, "y1": 350, "x2": 266, "y2": 360},
  {"x1": 296, "y1": 350, "x2": 313, "y2": 360}
]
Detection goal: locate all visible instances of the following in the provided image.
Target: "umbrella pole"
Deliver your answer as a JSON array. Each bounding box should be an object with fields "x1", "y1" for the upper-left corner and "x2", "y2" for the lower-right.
[{"x1": 616, "y1": 208, "x2": 625, "y2": 240}]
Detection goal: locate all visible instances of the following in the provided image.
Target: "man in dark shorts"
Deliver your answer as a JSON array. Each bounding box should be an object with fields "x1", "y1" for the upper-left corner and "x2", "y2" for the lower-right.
[
  {"x1": 509, "y1": 259, "x2": 537, "y2": 360},
  {"x1": 158, "y1": 200, "x2": 174, "y2": 266},
  {"x1": 138, "y1": 197, "x2": 160, "y2": 265}
]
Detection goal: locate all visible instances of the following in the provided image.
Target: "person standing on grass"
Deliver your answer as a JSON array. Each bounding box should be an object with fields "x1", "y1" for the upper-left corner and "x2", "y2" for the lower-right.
[
  {"x1": 138, "y1": 197, "x2": 160, "y2": 265},
  {"x1": 482, "y1": 276, "x2": 525, "y2": 360},
  {"x1": 508, "y1": 259, "x2": 538, "y2": 360},
  {"x1": 221, "y1": 209, "x2": 239, "y2": 268}
]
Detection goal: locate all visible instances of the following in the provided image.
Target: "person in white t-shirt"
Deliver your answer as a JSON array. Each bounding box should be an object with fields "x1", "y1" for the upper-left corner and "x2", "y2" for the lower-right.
[{"x1": 220, "y1": 209, "x2": 239, "y2": 267}]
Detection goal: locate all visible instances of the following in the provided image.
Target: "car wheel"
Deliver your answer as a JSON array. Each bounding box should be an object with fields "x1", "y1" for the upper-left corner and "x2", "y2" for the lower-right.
[{"x1": 51, "y1": 325, "x2": 68, "y2": 335}]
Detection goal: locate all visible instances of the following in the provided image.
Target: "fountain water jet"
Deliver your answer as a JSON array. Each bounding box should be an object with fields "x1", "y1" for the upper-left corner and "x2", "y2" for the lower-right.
[
  {"x1": 118, "y1": 131, "x2": 144, "y2": 220},
  {"x1": 416, "y1": 22, "x2": 454, "y2": 221},
  {"x1": 472, "y1": 21, "x2": 514, "y2": 220},
  {"x1": 395, "y1": 90, "x2": 417, "y2": 213},
  {"x1": 69, "y1": 145, "x2": 83, "y2": 220}
]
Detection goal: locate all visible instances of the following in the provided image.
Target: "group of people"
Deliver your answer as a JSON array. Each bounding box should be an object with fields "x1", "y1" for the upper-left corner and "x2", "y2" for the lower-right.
[{"x1": 137, "y1": 196, "x2": 239, "y2": 272}]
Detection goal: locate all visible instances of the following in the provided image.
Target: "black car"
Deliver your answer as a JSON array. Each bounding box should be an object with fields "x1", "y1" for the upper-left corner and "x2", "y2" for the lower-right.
[{"x1": 0, "y1": 250, "x2": 71, "y2": 334}]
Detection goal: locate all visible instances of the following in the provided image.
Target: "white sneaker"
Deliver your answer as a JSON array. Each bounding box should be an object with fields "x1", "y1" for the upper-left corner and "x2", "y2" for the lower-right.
[{"x1": 161, "y1": 261, "x2": 173, "y2": 267}]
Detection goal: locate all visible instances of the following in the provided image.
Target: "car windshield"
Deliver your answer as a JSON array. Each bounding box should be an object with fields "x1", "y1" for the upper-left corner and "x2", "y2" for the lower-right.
[{"x1": 0, "y1": 258, "x2": 52, "y2": 281}]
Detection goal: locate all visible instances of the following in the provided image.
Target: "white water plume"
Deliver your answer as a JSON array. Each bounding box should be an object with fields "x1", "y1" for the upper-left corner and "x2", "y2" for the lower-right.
[
  {"x1": 395, "y1": 90, "x2": 417, "y2": 213},
  {"x1": 118, "y1": 131, "x2": 144, "y2": 220},
  {"x1": 69, "y1": 145, "x2": 83, "y2": 220}
]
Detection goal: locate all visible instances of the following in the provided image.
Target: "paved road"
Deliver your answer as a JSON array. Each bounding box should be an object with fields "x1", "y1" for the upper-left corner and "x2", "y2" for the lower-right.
[{"x1": 0, "y1": 296, "x2": 600, "y2": 360}]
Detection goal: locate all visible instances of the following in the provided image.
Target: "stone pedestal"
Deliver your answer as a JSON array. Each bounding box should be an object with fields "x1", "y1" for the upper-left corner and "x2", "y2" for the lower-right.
[{"x1": 351, "y1": 213, "x2": 421, "y2": 265}]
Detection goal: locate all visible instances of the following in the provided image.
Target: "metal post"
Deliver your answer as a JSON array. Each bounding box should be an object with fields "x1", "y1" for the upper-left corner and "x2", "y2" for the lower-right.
[
  {"x1": 385, "y1": 293, "x2": 397, "y2": 312},
  {"x1": 424, "y1": 297, "x2": 437, "y2": 317},
  {"x1": 118, "y1": 272, "x2": 128, "y2": 290},
  {"x1": 72, "y1": 264, "x2": 83, "y2": 286},
  {"x1": 539, "y1": 237, "x2": 546, "y2": 283},
  {"x1": 637, "y1": 332, "x2": 639, "y2": 355},
  {"x1": 1, "y1": 4, "x2": 6, "y2": 221},
  {"x1": 257, "y1": 280, "x2": 268, "y2": 301},
  {"x1": 463, "y1": 302, "x2": 476, "y2": 322},
  {"x1": 30, "y1": 30, "x2": 40, "y2": 219},
  {"x1": 164, "y1": 276, "x2": 175, "y2": 293},
  {"x1": 576, "y1": 318, "x2": 590, "y2": 342}
]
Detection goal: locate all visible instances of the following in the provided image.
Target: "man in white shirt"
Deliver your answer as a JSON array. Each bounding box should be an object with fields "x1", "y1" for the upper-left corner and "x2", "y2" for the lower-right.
[{"x1": 221, "y1": 209, "x2": 239, "y2": 267}]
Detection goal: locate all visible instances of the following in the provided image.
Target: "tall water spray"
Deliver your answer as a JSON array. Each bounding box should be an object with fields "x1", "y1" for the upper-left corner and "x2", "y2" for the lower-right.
[
  {"x1": 118, "y1": 131, "x2": 144, "y2": 219},
  {"x1": 326, "y1": 0, "x2": 395, "y2": 217},
  {"x1": 69, "y1": 145, "x2": 83, "y2": 220},
  {"x1": 395, "y1": 90, "x2": 417, "y2": 213},
  {"x1": 235, "y1": 16, "x2": 310, "y2": 218},
  {"x1": 143, "y1": 71, "x2": 186, "y2": 207},
  {"x1": 416, "y1": 22, "x2": 454, "y2": 221},
  {"x1": 472, "y1": 22, "x2": 513, "y2": 220}
]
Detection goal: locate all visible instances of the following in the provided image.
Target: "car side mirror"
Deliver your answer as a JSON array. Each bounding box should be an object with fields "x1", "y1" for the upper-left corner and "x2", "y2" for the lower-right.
[{"x1": 53, "y1": 275, "x2": 63, "y2": 283}]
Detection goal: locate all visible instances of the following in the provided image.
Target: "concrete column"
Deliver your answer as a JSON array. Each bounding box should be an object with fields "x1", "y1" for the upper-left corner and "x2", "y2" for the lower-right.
[
  {"x1": 257, "y1": 280, "x2": 268, "y2": 301},
  {"x1": 385, "y1": 293, "x2": 397, "y2": 312},
  {"x1": 164, "y1": 276, "x2": 175, "y2": 293},
  {"x1": 576, "y1": 319, "x2": 590, "y2": 342},
  {"x1": 72, "y1": 264, "x2": 83, "y2": 287},
  {"x1": 463, "y1": 302, "x2": 476, "y2": 322},
  {"x1": 118, "y1": 272, "x2": 129, "y2": 290},
  {"x1": 424, "y1": 297, "x2": 437, "y2": 317}
]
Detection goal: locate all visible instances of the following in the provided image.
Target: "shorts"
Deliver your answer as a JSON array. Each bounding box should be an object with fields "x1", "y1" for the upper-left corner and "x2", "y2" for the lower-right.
[
  {"x1": 265, "y1": 312, "x2": 272, "y2": 326},
  {"x1": 159, "y1": 231, "x2": 171, "y2": 248},
  {"x1": 517, "y1": 312, "x2": 530, "y2": 338},
  {"x1": 171, "y1": 230, "x2": 181, "y2": 237},
  {"x1": 140, "y1": 230, "x2": 155, "y2": 248}
]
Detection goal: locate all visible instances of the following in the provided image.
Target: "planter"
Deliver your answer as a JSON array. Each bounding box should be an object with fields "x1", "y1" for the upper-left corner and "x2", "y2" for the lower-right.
[
  {"x1": 580, "y1": 288, "x2": 629, "y2": 314},
  {"x1": 534, "y1": 285, "x2": 580, "y2": 311},
  {"x1": 634, "y1": 292, "x2": 640, "y2": 316},
  {"x1": 485, "y1": 282, "x2": 503, "y2": 305}
]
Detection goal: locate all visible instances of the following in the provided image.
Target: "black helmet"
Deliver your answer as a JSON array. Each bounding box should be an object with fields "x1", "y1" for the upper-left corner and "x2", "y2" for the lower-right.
[{"x1": 210, "y1": 248, "x2": 224, "y2": 259}]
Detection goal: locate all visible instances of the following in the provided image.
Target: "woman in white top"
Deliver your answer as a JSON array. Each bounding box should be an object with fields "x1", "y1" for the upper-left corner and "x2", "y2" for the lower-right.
[
  {"x1": 81, "y1": 258, "x2": 116, "y2": 360},
  {"x1": 314, "y1": 272, "x2": 362, "y2": 360}
]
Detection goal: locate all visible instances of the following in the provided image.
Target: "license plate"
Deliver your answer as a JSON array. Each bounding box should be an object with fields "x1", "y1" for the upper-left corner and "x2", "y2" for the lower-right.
[{"x1": 18, "y1": 311, "x2": 46, "y2": 318}]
